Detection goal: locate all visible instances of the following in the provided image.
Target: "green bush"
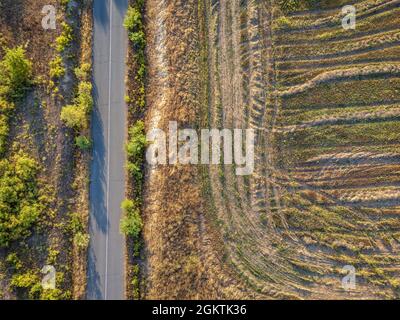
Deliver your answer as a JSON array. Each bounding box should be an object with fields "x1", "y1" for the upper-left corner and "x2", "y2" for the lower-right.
[
  {"x1": 61, "y1": 105, "x2": 86, "y2": 129},
  {"x1": 49, "y1": 56, "x2": 65, "y2": 79},
  {"x1": 61, "y1": 81, "x2": 93, "y2": 129},
  {"x1": 0, "y1": 98, "x2": 15, "y2": 113},
  {"x1": 0, "y1": 46, "x2": 32, "y2": 98},
  {"x1": 278, "y1": 0, "x2": 319, "y2": 13},
  {"x1": 120, "y1": 199, "x2": 143, "y2": 238},
  {"x1": 60, "y1": 0, "x2": 71, "y2": 8},
  {"x1": 6, "y1": 253, "x2": 22, "y2": 270},
  {"x1": 74, "y1": 232, "x2": 90, "y2": 249},
  {"x1": 124, "y1": 6, "x2": 146, "y2": 50},
  {"x1": 126, "y1": 121, "x2": 146, "y2": 179},
  {"x1": 0, "y1": 152, "x2": 43, "y2": 247},
  {"x1": 129, "y1": 31, "x2": 146, "y2": 49},
  {"x1": 68, "y1": 212, "x2": 84, "y2": 233},
  {"x1": 74, "y1": 63, "x2": 91, "y2": 81},
  {"x1": 76, "y1": 81, "x2": 93, "y2": 112},
  {"x1": 12, "y1": 272, "x2": 70, "y2": 300},
  {"x1": 68, "y1": 212, "x2": 89, "y2": 249},
  {"x1": 123, "y1": 1, "x2": 146, "y2": 299},
  {"x1": 40, "y1": 288, "x2": 69, "y2": 300},
  {"x1": 279, "y1": 0, "x2": 300, "y2": 12},
  {"x1": 0, "y1": 114, "x2": 10, "y2": 154},
  {"x1": 75, "y1": 135, "x2": 92, "y2": 150},
  {"x1": 55, "y1": 22, "x2": 73, "y2": 53},
  {"x1": 0, "y1": 47, "x2": 31, "y2": 155},
  {"x1": 131, "y1": 264, "x2": 140, "y2": 299},
  {"x1": 10, "y1": 272, "x2": 39, "y2": 289},
  {"x1": 123, "y1": 7, "x2": 142, "y2": 31}
]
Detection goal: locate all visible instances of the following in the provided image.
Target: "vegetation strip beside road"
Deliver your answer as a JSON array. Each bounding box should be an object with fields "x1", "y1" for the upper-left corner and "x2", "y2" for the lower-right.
[{"x1": 122, "y1": 0, "x2": 146, "y2": 300}]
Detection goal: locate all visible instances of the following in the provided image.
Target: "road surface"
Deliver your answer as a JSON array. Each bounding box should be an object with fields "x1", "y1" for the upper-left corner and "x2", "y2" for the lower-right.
[{"x1": 87, "y1": 0, "x2": 128, "y2": 300}]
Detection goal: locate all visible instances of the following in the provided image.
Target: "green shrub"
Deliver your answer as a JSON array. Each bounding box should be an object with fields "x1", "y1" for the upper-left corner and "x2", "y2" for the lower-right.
[
  {"x1": 279, "y1": 0, "x2": 300, "y2": 12},
  {"x1": 74, "y1": 63, "x2": 91, "y2": 81},
  {"x1": 60, "y1": 0, "x2": 71, "y2": 7},
  {"x1": 124, "y1": 6, "x2": 146, "y2": 50},
  {"x1": 55, "y1": 22, "x2": 73, "y2": 53},
  {"x1": 10, "y1": 272, "x2": 39, "y2": 289},
  {"x1": 120, "y1": 199, "x2": 143, "y2": 238},
  {"x1": 0, "y1": 114, "x2": 10, "y2": 154},
  {"x1": 0, "y1": 46, "x2": 32, "y2": 98},
  {"x1": 129, "y1": 31, "x2": 146, "y2": 49},
  {"x1": 126, "y1": 121, "x2": 146, "y2": 179},
  {"x1": 131, "y1": 264, "x2": 140, "y2": 299},
  {"x1": 0, "y1": 98, "x2": 15, "y2": 113},
  {"x1": 123, "y1": 2, "x2": 146, "y2": 293},
  {"x1": 74, "y1": 232, "x2": 90, "y2": 249},
  {"x1": 126, "y1": 121, "x2": 146, "y2": 159},
  {"x1": 40, "y1": 288, "x2": 68, "y2": 300},
  {"x1": 6, "y1": 253, "x2": 22, "y2": 270},
  {"x1": 0, "y1": 47, "x2": 31, "y2": 154},
  {"x1": 275, "y1": 16, "x2": 292, "y2": 29},
  {"x1": 61, "y1": 81, "x2": 93, "y2": 129},
  {"x1": 47, "y1": 248, "x2": 60, "y2": 265},
  {"x1": 123, "y1": 7, "x2": 142, "y2": 31},
  {"x1": 27, "y1": 283, "x2": 43, "y2": 299},
  {"x1": 68, "y1": 212, "x2": 89, "y2": 249},
  {"x1": 278, "y1": 0, "x2": 319, "y2": 13},
  {"x1": 13, "y1": 274, "x2": 71, "y2": 300},
  {"x1": 0, "y1": 152, "x2": 43, "y2": 247},
  {"x1": 68, "y1": 212, "x2": 84, "y2": 233},
  {"x1": 75, "y1": 135, "x2": 92, "y2": 150},
  {"x1": 49, "y1": 56, "x2": 65, "y2": 79},
  {"x1": 14, "y1": 153, "x2": 37, "y2": 179},
  {"x1": 76, "y1": 81, "x2": 93, "y2": 112},
  {"x1": 61, "y1": 105, "x2": 86, "y2": 129}
]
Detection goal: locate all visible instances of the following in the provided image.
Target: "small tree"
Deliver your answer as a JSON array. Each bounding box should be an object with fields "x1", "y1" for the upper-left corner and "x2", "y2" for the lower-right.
[
  {"x1": 74, "y1": 63, "x2": 91, "y2": 81},
  {"x1": 123, "y1": 7, "x2": 142, "y2": 31},
  {"x1": 76, "y1": 81, "x2": 93, "y2": 112},
  {"x1": 124, "y1": 6, "x2": 146, "y2": 50},
  {"x1": 75, "y1": 135, "x2": 92, "y2": 150},
  {"x1": 61, "y1": 105, "x2": 86, "y2": 129},
  {"x1": 120, "y1": 199, "x2": 143, "y2": 238},
  {"x1": 61, "y1": 80, "x2": 92, "y2": 129},
  {"x1": 0, "y1": 46, "x2": 32, "y2": 97},
  {"x1": 126, "y1": 121, "x2": 146, "y2": 160}
]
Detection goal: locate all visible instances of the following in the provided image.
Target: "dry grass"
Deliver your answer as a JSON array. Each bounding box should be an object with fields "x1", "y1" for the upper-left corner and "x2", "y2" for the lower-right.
[
  {"x1": 141, "y1": 0, "x2": 255, "y2": 299},
  {"x1": 140, "y1": 0, "x2": 400, "y2": 300}
]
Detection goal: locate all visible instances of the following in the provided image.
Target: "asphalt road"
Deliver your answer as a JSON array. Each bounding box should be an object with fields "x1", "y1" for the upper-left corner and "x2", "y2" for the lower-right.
[{"x1": 87, "y1": 0, "x2": 128, "y2": 300}]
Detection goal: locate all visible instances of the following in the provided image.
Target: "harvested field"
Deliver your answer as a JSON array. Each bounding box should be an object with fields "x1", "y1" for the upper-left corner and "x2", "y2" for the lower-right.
[{"x1": 141, "y1": 0, "x2": 400, "y2": 299}]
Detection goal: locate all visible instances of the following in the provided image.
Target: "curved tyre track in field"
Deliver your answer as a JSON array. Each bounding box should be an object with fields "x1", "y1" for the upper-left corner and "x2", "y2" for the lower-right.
[{"x1": 200, "y1": 0, "x2": 400, "y2": 299}]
